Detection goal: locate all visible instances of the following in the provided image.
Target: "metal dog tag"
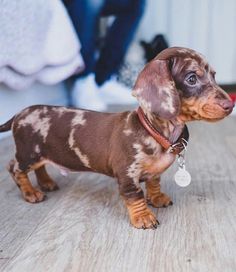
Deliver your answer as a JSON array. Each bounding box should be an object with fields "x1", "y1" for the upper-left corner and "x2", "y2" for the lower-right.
[
  {"x1": 174, "y1": 148, "x2": 191, "y2": 187},
  {"x1": 174, "y1": 166, "x2": 191, "y2": 187}
]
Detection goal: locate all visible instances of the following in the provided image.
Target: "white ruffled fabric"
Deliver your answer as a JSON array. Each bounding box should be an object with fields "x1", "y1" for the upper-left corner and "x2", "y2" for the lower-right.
[{"x1": 0, "y1": 0, "x2": 84, "y2": 90}]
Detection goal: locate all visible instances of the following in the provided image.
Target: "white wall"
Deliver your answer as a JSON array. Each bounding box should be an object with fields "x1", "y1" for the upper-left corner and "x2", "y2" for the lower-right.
[{"x1": 137, "y1": 0, "x2": 236, "y2": 84}]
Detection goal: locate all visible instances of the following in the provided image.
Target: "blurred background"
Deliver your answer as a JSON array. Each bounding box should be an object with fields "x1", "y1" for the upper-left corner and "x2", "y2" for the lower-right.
[{"x1": 0, "y1": 0, "x2": 236, "y2": 139}]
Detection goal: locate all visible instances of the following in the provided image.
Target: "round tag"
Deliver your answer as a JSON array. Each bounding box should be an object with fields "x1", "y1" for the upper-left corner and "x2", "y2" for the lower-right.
[{"x1": 174, "y1": 168, "x2": 191, "y2": 187}]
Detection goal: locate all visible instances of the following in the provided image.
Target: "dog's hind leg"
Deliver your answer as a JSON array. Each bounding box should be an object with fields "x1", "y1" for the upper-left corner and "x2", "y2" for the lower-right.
[
  {"x1": 8, "y1": 159, "x2": 46, "y2": 203},
  {"x1": 146, "y1": 178, "x2": 173, "y2": 208},
  {"x1": 35, "y1": 165, "x2": 59, "y2": 192}
]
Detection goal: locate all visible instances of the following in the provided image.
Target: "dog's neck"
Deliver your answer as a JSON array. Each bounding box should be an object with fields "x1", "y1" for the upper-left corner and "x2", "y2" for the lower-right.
[{"x1": 145, "y1": 111, "x2": 185, "y2": 144}]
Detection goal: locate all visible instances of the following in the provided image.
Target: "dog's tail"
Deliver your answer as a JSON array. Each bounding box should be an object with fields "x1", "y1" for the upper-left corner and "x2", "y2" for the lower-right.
[{"x1": 0, "y1": 116, "x2": 15, "y2": 133}]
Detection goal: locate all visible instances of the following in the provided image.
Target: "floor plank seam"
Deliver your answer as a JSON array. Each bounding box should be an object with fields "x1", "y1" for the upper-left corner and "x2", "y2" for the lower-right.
[{"x1": 1, "y1": 177, "x2": 73, "y2": 271}]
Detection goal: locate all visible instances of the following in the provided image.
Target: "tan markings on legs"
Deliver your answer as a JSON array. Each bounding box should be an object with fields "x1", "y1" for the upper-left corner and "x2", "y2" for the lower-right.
[
  {"x1": 7, "y1": 160, "x2": 45, "y2": 203},
  {"x1": 119, "y1": 178, "x2": 159, "y2": 229},
  {"x1": 146, "y1": 178, "x2": 173, "y2": 208},
  {"x1": 125, "y1": 198, "x2": 159, "y2": 229},
  {"x1": 35, "y1": 165, "x2": 59, "y2": 192}
]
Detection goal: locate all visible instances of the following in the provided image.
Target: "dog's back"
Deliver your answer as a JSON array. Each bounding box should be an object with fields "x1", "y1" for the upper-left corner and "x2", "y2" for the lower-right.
[{"x1": 1, "y1": 105, "x2": 134, "y2": 174}]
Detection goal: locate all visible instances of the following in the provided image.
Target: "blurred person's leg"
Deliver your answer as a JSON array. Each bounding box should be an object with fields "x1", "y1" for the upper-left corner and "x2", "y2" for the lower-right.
[
  {"x1": 64, "y1": 0, "x2": 108, "y2": 110},
  {"x1": 65, "y1": 0, "x2": 104, "y2": 76},
  {"x1": 95, "y1": 0, "x2": 146, "y2": 85},
  {"x1": 64, "y1": 0, "x2": 145, "y2": 110}
]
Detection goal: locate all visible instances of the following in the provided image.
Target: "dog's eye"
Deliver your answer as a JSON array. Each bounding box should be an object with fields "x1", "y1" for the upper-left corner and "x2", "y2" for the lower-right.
[{"x1": 186, "y1": 74, "x2": 197, "y2": 85}]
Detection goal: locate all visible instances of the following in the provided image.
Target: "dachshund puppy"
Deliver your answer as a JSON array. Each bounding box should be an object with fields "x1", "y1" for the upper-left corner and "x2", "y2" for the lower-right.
[{"x1": 0, "y1": 47, "x2": 234, "y2": 229}]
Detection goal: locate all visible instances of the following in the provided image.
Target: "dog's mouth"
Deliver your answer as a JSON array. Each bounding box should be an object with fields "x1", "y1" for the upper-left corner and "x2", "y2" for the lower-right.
[{"x1": 202, "y1": 101, "x2": 234, "y2": 120}]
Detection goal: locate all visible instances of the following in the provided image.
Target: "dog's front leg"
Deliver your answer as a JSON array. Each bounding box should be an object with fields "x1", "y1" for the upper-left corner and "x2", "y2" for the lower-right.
[
  {"x1": 119, "y1": 178, "x2": 159, "y2": 229},
  {"x1": 146, "y1": 177, "x2": 173, "y2": 208}
]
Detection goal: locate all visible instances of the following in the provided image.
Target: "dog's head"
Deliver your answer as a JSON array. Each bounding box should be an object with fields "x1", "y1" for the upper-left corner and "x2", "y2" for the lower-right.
[{"x1": 132, "y1": 47, "x2": 234, "y2": 122}]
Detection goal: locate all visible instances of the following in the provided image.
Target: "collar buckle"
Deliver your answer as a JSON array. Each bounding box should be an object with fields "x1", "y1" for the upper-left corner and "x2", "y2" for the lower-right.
[{"x1": 167, "y1": 138, "x2": 188, "y2": 154}]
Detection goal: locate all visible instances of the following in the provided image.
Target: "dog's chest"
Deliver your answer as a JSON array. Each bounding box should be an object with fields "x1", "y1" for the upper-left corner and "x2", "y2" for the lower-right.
[
  {"x1": 142, "y1": 149, "x2": 176, "y2": 178},
  {"x1": 127, "y1": 136, "x2": 176, "y2": 180}
]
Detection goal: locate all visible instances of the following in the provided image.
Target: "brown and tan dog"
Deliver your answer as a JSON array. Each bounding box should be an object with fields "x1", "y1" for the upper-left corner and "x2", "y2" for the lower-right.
[{"x1": 0, "y1": 47, "x2": 234, "y2": 229}]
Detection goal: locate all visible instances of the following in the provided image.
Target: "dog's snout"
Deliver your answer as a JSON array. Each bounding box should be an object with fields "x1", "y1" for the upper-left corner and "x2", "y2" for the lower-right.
[{"x1": 219, "y1": 99, "x2": 235, "y2": 112}]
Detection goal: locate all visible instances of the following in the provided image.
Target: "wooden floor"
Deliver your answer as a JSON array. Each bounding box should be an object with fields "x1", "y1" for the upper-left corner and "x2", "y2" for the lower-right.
[{"x1": 0, "y1": 116, "x2": 236, "y2": 272}]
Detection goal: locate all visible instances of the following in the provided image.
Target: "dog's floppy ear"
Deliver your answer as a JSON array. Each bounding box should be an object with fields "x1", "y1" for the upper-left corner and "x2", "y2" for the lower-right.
[{"x1": 132, "y1": 59, "x2": 180, "y2": 119}]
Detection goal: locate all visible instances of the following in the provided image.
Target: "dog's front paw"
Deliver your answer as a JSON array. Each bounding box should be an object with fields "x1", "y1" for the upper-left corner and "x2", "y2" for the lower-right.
[
  {"x1": 130, "y1": 209, "x2": 159, "y2": 229},
  {"x1": 22, "y1": 189, "x2": 46, "y2": 203},
  {"x1": 147, "y1": 193, "x2": 173, "y2": 208}
]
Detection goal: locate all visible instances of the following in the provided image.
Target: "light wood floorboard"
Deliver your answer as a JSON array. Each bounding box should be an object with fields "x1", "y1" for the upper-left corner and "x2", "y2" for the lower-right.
[{"x1": 0, "y1": 117, "x2": 236, "y2": 272}]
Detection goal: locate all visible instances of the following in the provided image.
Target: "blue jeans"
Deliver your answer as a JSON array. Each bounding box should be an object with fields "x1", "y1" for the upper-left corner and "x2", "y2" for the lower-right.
[{"x1": 64, "y1": 0, "x2": 145, "y2": 85}]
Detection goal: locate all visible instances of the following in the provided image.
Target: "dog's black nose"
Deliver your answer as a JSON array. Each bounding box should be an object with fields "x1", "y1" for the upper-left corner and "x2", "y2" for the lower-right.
[{"x1": 220, "y1": 100, "x2": 235, "y2": 112}]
